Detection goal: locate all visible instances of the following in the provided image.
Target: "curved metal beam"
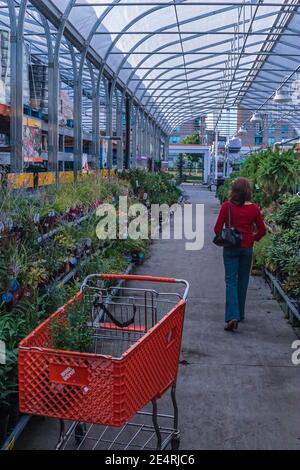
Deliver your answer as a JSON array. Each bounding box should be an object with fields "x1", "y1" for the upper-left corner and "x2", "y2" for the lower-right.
[{"x1": 9, "y1": 0, "x2": 28, "y2": 172}]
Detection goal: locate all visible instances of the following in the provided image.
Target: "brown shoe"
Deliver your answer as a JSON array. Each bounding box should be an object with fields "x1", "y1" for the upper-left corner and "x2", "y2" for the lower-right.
[{"x1": 224, "y1": 320, "x2": 238, "y2": 331}]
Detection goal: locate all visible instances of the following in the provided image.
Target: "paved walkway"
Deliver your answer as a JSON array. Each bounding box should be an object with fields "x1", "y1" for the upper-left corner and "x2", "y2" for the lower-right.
[{"x1": 16, "y1": 185, "x2": 300, "y2": 450}]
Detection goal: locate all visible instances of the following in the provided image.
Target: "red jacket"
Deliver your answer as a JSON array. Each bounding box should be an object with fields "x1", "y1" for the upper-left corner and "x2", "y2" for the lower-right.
[{"x1": 214, "y1": 200, "x2": 267, "y2": 248}]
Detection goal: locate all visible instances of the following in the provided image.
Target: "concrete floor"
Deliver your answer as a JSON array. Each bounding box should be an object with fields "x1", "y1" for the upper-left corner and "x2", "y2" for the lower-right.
[{"x1": 16, "y1": 185, "x2": 300, "y2": 450}]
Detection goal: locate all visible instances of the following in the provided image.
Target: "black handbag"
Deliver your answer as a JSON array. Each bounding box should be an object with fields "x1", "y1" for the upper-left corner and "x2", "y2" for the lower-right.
[{"x1": 213, "y1": 202, "x2": 242, "y2": 248}]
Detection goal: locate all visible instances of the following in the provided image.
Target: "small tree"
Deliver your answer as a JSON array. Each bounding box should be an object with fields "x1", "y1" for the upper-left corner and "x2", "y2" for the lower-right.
[
  {"x1": 182, "y1": 133, "x2": 199, "y2": 145},
  {"x1": 182, "y1": 133, "x2": 201, "y2": 171},
  {"x1": 176, "y1": 154, "x2": 185, "y2": 181}
]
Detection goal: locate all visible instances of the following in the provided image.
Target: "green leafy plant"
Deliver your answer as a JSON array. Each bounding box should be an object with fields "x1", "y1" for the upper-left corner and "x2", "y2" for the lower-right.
[
  {"x1": 49, "y1": 299, "x2": 93, "y2": 353},
  {"x1": 0, "y1": 349, "x2": 18, "y2": 407},
  {"x1": 21, "y1": 259, "x2": 49, "y2": 291},
  {"x1": 253, "y1": 234, "x2": 273, "y2": 270},
  {"x1": 256, "y1": 148, "x2": 300, "y2": 205},
  {"x1": 121, "y1": 169, "x2": 181, "y2": 205},
  {"x1": 54, "y1": 229, "x2": 76, "y2": 253},
  {"x1": 272, "y1": 195, "x2": 300, "y2": 229}
]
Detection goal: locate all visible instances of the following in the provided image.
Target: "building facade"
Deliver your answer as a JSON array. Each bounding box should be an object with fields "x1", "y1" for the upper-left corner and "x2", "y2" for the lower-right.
[
  {"x1": 237, "y1": 107, "x2": 297, "y2": 147},
  {"x1": 169, "y1": 117, "x2": 207, "y2": 144}
]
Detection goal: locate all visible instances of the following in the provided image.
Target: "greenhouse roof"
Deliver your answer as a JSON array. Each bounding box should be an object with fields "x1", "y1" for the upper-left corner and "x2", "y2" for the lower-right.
[{"x1": 2, "y1": 0, "x2": 300, "y2": 135}]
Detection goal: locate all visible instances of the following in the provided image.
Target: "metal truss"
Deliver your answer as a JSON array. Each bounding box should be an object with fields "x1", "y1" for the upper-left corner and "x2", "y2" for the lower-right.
[{"x1": 3, "y1": 0, "x2": 300, "y2": 173}]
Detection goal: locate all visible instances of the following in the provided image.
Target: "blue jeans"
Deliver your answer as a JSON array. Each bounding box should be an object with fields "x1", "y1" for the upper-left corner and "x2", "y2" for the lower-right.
[{"x1": 223, "y1": 247, "x2": 253, "y2": 322}]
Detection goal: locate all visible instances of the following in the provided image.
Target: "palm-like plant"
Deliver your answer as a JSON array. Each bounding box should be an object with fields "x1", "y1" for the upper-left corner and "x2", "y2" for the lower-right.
[{"x1": 257, "y1": 148, "x2": 300, "y2": 205}]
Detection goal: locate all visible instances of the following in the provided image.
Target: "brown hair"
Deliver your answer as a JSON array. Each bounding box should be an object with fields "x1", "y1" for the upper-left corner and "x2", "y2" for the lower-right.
[{"x1": 229, "y1": 177, "x2": 252, "y2": 206}]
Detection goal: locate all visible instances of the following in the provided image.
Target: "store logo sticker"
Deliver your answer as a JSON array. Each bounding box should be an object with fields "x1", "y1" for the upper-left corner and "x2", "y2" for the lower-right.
[
  {"x1": 50, "y1": 363, "x2": 89, "y2": 386},
  {"x1": 61, "y1": 367, "x2": 75, "y2": 381},
  {"x1": 0, "y1": 340, "x2": 6, "y2": 365}
]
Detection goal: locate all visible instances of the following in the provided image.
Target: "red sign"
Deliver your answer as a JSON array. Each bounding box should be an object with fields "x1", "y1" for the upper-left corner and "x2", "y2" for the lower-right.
[{"x1": 49, "y1": 363, "x2": 89, "y2": 387}]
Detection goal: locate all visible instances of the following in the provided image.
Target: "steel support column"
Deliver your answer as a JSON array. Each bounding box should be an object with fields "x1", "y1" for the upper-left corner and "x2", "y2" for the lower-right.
[
  {"x1": 164, "y1": 135, "x2": 169, "y2": 165},
  {"x1": 136, "y1": 109, "x2": 142, "y2": 161},
  {"x1": 141, "y1": 112, "x2": 145, "y2": 157},
  {"x1": 10, "y1": 1, "x2": 27, "y2": 173},
  {"x1": 106, "y1": 81, "x2": 113, "y2": 170},
  {"x1": 131, "y1": 106, "x2": 137, "y2": 169},
  {"x1": 116, "y1": 92, "x2": 123, "y2": 171},
  {"x1": 48, "y1": 1, "x2": 77, "y2": 179},
  {"x1": 144, "y1": 115, "x2": 149, "y2": 157},
  {"x1": 148, "y1": 117, "x2": 152, "y2": 159},
  {"x1": 47, "y1": 57, "x2": 60, "y2": 176},
  {"x1": 125, "y1": 95, "x2": 132, "y2": 170},
  {"x1": 139, "y1": 110, "x2": 143, "y2": 160},
  {"x1": 90, "y1": 68, "x2": 100, "y2": 173},
  {"x1": 39, "y1": 15, "x2": 57, "y2": 176},
  {"x1": 73, "y1": 72, "x2": 83, "y2": 176}
]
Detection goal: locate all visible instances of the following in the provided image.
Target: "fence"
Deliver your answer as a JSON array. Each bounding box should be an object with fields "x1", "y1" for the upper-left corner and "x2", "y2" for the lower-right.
[{"x1": 0, "y1": 169, "x2": 116, "y2": 190}]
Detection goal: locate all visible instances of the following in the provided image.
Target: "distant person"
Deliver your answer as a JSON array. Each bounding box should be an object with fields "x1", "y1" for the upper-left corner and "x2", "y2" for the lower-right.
[{"x1": 214, "y1": 177, "x2": 266, "y2": 331}]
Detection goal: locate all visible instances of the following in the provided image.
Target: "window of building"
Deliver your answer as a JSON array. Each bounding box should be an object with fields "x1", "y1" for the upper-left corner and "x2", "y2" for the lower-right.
[
  {"x1": 255, "y1": 136, "x2": 263, "y2": 145},
  {"x1": 268, "y1": 136, "x2": 275, "y2": 145},
  {"x1": 170, "y1": 136, "x2": 180, "y2": 144},
  {"x1": 255, "y1": 123, "x2": 262, "y2": 135},
  {"x1": 268, "y1": 127, "x2": 275, "y2": 134},
  {"x1": 281, "y1": 125, "x2": 289, "y2": 134}
]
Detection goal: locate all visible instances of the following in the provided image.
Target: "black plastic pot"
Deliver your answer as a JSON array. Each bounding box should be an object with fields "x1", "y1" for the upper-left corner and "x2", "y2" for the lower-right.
[{"x1": 0, "y1": 403, "x2": 10, "y2": 447}]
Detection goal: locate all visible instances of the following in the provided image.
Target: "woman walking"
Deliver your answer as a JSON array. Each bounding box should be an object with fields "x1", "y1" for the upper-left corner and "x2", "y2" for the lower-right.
[{"x1": 214, "y1": 177, "x2": 266, "y2": 331}]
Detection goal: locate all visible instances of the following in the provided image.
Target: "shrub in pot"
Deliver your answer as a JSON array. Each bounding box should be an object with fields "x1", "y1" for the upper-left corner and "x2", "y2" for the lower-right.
[{"x1": 48, "y1": 299, "x2": 93, "y2": 353}]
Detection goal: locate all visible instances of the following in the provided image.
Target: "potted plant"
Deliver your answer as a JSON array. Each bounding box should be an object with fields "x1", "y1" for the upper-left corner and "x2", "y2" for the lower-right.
[
  {"x1": 48, "y1": 299, "x2": 93, "y2": 353},
  {"x1": 21, "y1": 259, "x2": 49, "y2": 295},
  {"x1": 54, "y1": 230, "x2": 76, "y2": 274}
]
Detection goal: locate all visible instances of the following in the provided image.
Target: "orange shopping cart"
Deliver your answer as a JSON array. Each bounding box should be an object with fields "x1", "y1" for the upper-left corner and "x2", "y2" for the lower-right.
[{"x1": 18, "y1": 274, "x2": 189, "y2": 450}]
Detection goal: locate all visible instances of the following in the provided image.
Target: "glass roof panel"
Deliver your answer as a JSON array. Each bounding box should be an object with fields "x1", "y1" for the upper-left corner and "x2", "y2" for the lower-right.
[{"x1": 2, "y1": 0, "x2": 300, "y2": 133}]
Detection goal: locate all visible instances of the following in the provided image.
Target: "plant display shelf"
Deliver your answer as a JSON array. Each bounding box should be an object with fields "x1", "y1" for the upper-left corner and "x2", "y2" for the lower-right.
[
  {"x1": 37, "y1": 212, "x2": 93, "y2": 244},
  {"x1": 264, "y1": 269, "x2": 300, "y2": 326}
]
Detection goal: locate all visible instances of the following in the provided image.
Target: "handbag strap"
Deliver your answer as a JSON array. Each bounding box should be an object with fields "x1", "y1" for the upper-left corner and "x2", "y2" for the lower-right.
[{"x1": 228, "y1": 201, "x2": 234, "y2": 228}]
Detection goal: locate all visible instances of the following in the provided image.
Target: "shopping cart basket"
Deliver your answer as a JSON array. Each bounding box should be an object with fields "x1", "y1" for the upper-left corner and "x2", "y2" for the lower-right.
[{"x1": 18, "y1": 274, "x2": 189, "y2": 449}]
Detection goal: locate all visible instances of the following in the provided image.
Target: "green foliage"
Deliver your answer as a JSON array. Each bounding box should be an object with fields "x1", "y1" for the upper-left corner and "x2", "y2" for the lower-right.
[
  {"x1": 272, "y1": 195, "x2": 300, "y2": 229},
  {"x1": 20, "y1": 259, "x2": 49, "y2": 291},
  {"x1": 0, "y1": 349, "x2": 18, "y2": 405},
  {"x1": 282, "y1": 255, "x2": 300, "y2": 299},
  {"x1": 49, "y1": 299, "x2": 93, "y2": 353},
  {"x1": 181, "y1": 133, "x2": 200, "y2": 145},
  {"x1": 239, "y1": 150, "x2": 268, "y2": 185},
  {"x1": 121, "y1": 169, "x2": 181, "y2": 205},
  {"x1": 256, "y1": 148, "x2": 300, "y2": 205},
  {"x1": 216, "y1": 172, "x2": 240, "y2": 203},
  {"x1": 181, "y1": 133, "x2": 201, "y2": 164},
  {"x1": 266, "y1": 218, "x2": 300, "y2": 276},
  {"x1": 238, "y1": 148, "x2": 300, "y2": 206},
  {"x1": 253, "y1": 234, "x2": 273, "y2": 270}
]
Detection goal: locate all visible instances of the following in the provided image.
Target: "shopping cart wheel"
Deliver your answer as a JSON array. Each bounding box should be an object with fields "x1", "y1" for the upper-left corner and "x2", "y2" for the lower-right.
[
  {"x1": 171, "y1": 437, "x2": 180, "y2": 450},
  {"x1": 74, "y1": 423, "x2": 87, "y2": 445}
]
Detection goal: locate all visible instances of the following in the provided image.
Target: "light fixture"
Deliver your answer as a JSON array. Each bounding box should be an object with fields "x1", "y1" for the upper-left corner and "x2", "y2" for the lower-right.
[
  {"x1": 250, "y1": 112, "x2": 263, "y2": 124},
  {"x1": 273, "y1": 89, "x2": 290, "y2": 104},
  {"x1": 238, "y1": 125, "x2": 247, "y2": 135}
]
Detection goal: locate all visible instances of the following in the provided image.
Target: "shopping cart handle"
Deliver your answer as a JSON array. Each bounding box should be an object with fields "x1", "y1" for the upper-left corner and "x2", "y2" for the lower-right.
[
  {"x1": 100, "y1": 274, "x2": 177, "y2": 283},
  {"x1": 81, "y1": 274, "x2": 190, "y2": 300}
]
